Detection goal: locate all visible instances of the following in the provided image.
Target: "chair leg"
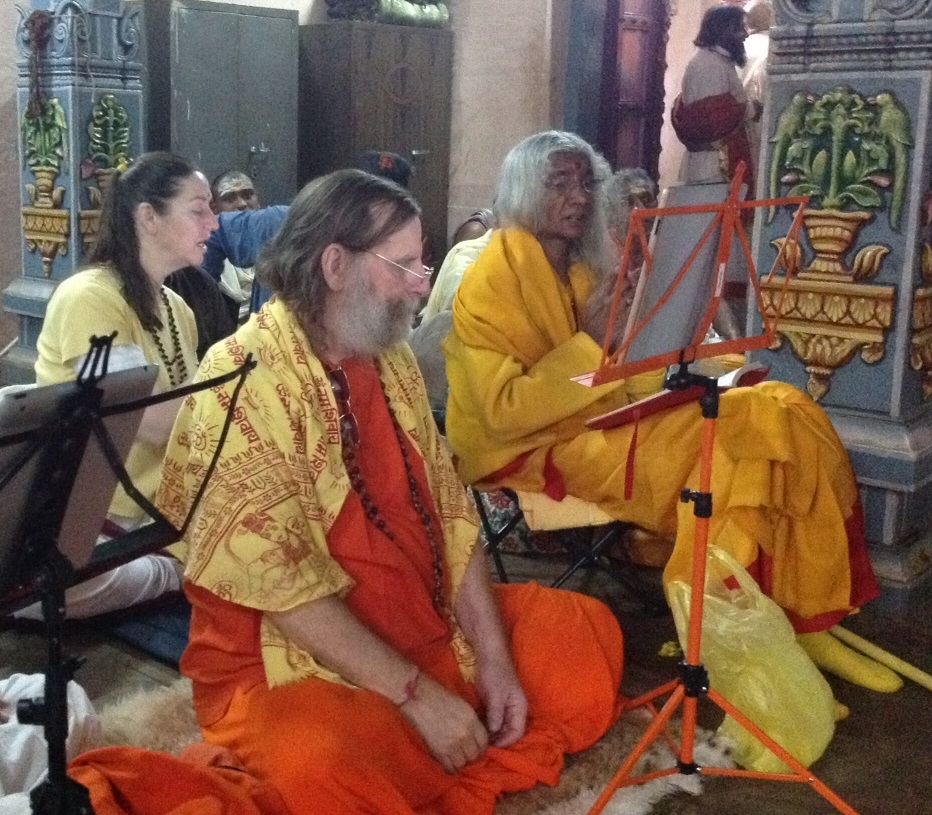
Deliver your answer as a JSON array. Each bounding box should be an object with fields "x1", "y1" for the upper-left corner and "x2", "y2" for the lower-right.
[
  {"x1": 471, "y1": 488, "x2": 525, "y2": 583},
  {"x1": 552, "y1": 524, "x2": 668, "y2": 616}
]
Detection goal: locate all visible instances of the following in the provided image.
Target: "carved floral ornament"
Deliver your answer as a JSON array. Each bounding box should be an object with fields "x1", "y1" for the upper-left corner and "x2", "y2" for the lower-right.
[
  {"x1": 81, "y1": 94, "x2": 132, "y2": 252},
  {"x1": 761, "y1": 85, "x2": 910, "y2": 401},
  {"x1": 21, "y1": 96, "x2": 69, "y2": 277}
]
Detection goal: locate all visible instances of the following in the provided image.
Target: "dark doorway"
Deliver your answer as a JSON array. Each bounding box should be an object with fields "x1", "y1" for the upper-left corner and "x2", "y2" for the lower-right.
[{"x1": 597, "y1": 0, "x2": 670, "y2": 178}]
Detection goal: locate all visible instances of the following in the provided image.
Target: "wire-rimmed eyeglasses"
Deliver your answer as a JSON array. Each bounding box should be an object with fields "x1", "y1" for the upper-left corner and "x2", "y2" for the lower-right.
[
  {"x1": 543, "y1": 173, "x2": 602, "y2": 196},
  {"x1": 367, "y1": 251, "x2": 433, "y2": 281}
]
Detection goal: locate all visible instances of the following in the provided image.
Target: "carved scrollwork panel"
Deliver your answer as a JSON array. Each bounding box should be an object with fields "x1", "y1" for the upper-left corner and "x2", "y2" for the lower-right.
[
  {"x1": 22, "y1": 207, "x2": 70, "y2": 278},
  {"x1": 773, "y1": 0, "x2": 831, "y2": 24},
  {"x1": 866, "y1": 0, "x2": 932, "y2": 20},
  {"x1": 775, "y1": 0, "x2": 932, "y2": 21},
  {"x1": 910, "y1": 287, "x2": 932, "y2": 400},
  {"x1": 761, "y1": 277, "x2": 895, "y2": 401}
]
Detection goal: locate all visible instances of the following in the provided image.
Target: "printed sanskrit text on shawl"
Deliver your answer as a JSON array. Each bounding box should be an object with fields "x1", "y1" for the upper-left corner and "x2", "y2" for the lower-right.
[{"x1": 157, "y1": 298, "x2": 479, "y2": 687}]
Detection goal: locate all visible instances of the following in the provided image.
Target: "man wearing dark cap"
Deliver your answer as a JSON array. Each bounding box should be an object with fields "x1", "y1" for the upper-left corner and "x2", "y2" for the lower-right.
[{"x1": 357, "y1": 150, "x2": 413, "y2": 188}]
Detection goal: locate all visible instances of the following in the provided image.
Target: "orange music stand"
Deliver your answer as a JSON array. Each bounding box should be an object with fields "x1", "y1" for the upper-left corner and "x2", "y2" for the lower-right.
[{"x1": 584, "y1": 166, "x2": 861, "y2": 815}]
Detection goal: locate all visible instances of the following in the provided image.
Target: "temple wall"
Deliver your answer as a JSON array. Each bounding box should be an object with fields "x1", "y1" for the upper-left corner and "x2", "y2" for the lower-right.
[{"x1": 755, "y1": 0, "x2": 932, "y2": 584}]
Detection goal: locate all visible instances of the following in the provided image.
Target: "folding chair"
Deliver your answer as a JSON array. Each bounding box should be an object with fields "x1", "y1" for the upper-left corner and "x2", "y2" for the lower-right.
[{"x1": 472, "y1": 487, "x2": 667, "y2": 616}]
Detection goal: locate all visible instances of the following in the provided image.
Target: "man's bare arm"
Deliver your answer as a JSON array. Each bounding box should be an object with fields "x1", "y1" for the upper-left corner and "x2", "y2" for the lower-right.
[{"x1": 268, "y1": 595, "x2": 489, "y2": 772}]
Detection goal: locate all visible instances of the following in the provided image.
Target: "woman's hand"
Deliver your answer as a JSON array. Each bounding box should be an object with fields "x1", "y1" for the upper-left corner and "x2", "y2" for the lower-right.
[{"x1": 399, "y1": 674, "x2": 490, "y2": 773}]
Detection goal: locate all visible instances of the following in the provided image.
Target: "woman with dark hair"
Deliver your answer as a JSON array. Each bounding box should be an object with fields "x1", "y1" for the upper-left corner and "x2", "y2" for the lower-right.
[{"x1": 28, "y1": 151, "x2": 217, "y2": 618}]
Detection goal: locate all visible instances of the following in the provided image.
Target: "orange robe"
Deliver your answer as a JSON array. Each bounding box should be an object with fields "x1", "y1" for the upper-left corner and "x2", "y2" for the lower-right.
[
  {"x1": 173, "y1": 349, "x2": 623, "y2": 814},
  {"x1": 69, "y1": 744, "x2": 290, "y2": 815}
]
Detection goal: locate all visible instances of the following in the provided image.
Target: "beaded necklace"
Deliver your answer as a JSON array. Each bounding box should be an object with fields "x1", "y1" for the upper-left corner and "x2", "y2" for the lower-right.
[
  {"x1": 148, "y1": 288, "x2": 188, "y2": 387},
  {"x1": 326, "y1": 364, "x2": 446, "y2": 611}
]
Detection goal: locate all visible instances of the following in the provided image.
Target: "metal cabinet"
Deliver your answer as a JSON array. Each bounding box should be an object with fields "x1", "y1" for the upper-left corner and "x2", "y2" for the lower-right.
[
  {"x1": 135, "y1": 0, "x2": 298, "y2": 205},
  {"x1": 299, "y1": 21, "x2": 453, "y2": 262}
]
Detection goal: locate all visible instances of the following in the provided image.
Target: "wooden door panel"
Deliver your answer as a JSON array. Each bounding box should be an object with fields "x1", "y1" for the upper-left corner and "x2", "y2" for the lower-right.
[
  {"x1": 299, "y1": 21, "x2": 451, "y2": 262},
  {"x1": 598, "y1": 0, "x2": 669, "y2": 178},
  {"x1": 164, "y1": 1, "x2": 297, "y2": 205},
  {"x1": 171, "y1": 5, "x2": 240, "y2": 176},
  {"x1": 238, "y1": 13, "x2": 298, "y2": 205}
]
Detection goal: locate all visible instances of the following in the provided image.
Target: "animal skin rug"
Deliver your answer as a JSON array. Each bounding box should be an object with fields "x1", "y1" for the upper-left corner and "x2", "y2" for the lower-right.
[{"x1": 98, "y1": 678, "x2": 734, "y2": 815}]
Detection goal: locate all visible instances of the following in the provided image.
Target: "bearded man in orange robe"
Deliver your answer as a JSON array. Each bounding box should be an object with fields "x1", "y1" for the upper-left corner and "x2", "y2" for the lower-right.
[{"x1": 156, "y1": 169, "x2": 625, "y2": 814}]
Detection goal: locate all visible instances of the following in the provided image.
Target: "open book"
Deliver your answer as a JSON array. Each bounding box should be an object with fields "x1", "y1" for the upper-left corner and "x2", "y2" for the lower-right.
[{"x1": 585, "y1": 361, "x2": 768, "y2": 432}]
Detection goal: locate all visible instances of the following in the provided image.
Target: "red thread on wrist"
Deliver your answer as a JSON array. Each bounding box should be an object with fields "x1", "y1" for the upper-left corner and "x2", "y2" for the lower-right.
[{"x1": 396, "y1": 667, "x2": 420, "y2": 706}]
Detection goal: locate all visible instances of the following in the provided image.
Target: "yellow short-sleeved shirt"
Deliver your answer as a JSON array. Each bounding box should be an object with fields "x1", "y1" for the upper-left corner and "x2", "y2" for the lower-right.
[{"x1": 36, "y1": 265, "x2": 198, "y2": 521}]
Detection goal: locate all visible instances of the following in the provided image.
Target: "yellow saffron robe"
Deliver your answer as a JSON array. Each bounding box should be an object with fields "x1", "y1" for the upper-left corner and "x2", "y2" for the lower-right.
[{"x1": 443, "y1": 228, "x2": 878, "y2": 631}]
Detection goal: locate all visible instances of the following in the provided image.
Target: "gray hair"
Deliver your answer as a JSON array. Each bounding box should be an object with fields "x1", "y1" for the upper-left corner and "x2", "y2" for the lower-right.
[
  {"x1": 493, "y1": 131, "x2": 614, "y2": 276},
  {"x1": 603, "y1": 168, "x2": 657, "y2": 235},
  {"x1": 256, "y1": 169, "x2": 420, "y2": 350}
]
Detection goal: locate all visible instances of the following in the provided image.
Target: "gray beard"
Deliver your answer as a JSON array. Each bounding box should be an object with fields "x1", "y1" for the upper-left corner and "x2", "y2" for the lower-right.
[{"x1": 329, "y1": 273, "x2": 417, "y2": 358}]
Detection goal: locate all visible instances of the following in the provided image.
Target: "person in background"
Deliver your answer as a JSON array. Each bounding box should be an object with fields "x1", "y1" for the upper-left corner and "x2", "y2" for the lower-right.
[
  {"x1": 411, "y1": 208, "x2": 498, "y2": 410},
  {"x1": 211, "y1": 170, "x2": 261, "y2": 323},
  {"x1": 673, "y1": 5, "x2": 760, "y2": 191},
  {"x1": 157, "y1": 169, "x2": 624, "y2": 813},
  {"x1": 420, "y1": 209, "x2": 497, "y2": 326},
  {"x1": 443, "y1": 130, "x2": 902, "y2": 693},
  {"x1": 211, "y1": 169, "x2": 260, "y2": 213},
  {"x1": 201, "y1": 203, "x2": 289, "y2": 315},
  {"x1": 358, "y1": 149, "x2": 436, "y2": 276},
  {"x1": 20, "y1": 151, "x2": 216, "y2": 619},
  {"x1": 450, "y1": 208, "x2": 495, "y2": 246},
  {"x1": 741, "y1": 0, "x2": 775, "y2": 166},
  {"x1": 356, "y1": 149, "x2": 412, "y2": 188}
]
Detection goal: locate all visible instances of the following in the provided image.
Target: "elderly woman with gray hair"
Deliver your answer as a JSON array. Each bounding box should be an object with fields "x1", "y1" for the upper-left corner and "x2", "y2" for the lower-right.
[{"x1": 444, "y1": 130, "x2": 896, "y2": 693}]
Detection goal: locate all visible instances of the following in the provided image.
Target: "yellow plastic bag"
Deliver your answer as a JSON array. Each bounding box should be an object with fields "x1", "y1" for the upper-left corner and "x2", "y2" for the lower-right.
[{"x1": 667, "y1": 546, "x2": 836, "y2": 773}]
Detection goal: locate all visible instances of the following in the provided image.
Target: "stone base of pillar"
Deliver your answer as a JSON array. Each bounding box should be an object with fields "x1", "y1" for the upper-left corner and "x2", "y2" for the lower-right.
[
  {"x1": 0, "y1": 345, "x2": 38, "y2": 387},
  {"x1": 867, "y1": 531, "x2": 932, "y2": 588},
  {"x1": 832, "y1": 410, "x2": 932, "y2": 588}
]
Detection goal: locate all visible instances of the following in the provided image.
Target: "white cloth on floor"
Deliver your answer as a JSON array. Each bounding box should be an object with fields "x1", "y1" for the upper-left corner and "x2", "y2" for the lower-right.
[{"x1": 0, "y1": 673, "x2": 100, "y2": 811}]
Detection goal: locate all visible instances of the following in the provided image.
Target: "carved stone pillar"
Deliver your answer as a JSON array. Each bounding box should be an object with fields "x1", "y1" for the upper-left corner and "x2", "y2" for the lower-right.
[
  {"x1": 755, "y1": 0, "x2": 932, "y2": 585},
  {"x1": 1, "y1": 0, "x2": 143, "y2": 384}
]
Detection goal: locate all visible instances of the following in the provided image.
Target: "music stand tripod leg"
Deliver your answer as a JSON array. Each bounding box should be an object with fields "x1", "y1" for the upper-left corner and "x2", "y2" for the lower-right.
[
  {"x1": 18, "y1": 552, "x2": 94, "y2": 815},
  {"x1": 586, "y1": 367, "x2": 861, "y2": 815}
]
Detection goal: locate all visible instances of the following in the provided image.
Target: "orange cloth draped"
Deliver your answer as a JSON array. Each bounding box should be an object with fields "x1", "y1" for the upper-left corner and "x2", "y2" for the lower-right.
[
  {"x1": 181, "y1": 361, "x2": 624, "y2": 813},
  {"x1": 68, "y1": 743, "x2": 290, "y2": 815},
  {"x1": 193, "y1": 582, "x2": 622, "y2": 815},
  {"x1": 672, "y1": 91, "x2": 755, "y2": 194}
]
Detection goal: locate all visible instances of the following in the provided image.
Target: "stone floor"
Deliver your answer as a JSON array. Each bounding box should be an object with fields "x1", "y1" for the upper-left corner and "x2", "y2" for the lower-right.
[
  {"x1": 507, "y1": 552, "x2": 932, "y2": 815},
  {"x1": 2, "y1": 550, "x2": 931, "y2": 815}
]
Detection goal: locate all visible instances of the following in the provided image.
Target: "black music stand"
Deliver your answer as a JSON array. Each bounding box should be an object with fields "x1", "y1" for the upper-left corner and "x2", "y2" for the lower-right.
[{"x1": 0, "y1": 334, "x2": 255, "y2": 815}]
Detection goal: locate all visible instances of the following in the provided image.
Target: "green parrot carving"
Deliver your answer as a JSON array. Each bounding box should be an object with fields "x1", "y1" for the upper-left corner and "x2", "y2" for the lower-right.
[
  {"x1": 871, "y1": 92, "x2": 912, "y2": 231},
  {"x1": 767, "y1": 92, "x2": 809, "y2": 223}
]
